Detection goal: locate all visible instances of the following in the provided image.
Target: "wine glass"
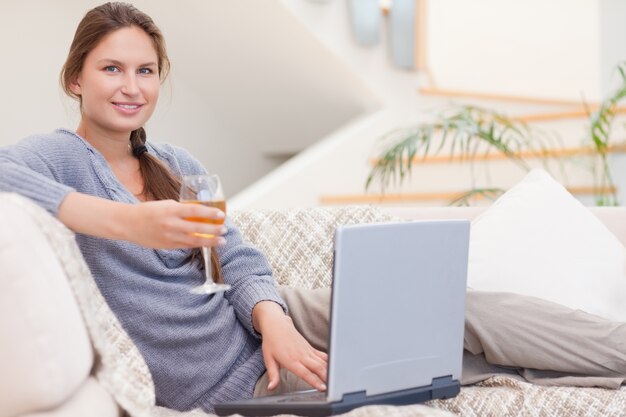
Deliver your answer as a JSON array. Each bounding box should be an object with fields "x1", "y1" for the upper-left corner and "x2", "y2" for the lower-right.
[{"x1": 180, "y1": 174, "x2": 231, "y2": 295}]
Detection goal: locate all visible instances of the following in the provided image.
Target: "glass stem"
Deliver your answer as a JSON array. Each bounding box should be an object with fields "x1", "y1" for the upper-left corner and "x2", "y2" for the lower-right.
[{"x1": 202, "y1": 246, "x2": 212, "y2": 284}]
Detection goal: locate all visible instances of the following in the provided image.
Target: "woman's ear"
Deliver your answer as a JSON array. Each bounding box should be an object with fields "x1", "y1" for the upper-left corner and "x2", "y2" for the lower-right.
[{"x1": 69, "y1": 77, "x2": 82, "y2": 96}]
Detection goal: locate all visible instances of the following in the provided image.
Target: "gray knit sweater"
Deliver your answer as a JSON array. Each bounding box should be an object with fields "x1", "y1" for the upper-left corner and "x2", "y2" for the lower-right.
[{"x1": 0, "y1": 129, "x2": 286, "y2": 412}]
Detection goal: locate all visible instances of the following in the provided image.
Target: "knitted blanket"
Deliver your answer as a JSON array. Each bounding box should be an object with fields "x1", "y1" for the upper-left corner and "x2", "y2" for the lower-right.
[{"x1": 8, "y1": 193, "x2": 625, "y2": 417}]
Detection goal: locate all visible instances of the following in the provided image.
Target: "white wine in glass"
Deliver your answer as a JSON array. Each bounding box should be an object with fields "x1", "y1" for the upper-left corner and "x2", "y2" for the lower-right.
[{"x1": 180, "y1": 174, "x2": 230, "y2": 295}]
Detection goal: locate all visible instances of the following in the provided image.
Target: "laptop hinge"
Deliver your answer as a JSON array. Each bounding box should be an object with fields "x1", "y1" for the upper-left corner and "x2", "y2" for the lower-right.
[
  {"x1": 431, "y1": 375, "x2": 454, "y2": 388},
  {"x1": 430, "y1": 375, "x2": 459, "y2": 400}
]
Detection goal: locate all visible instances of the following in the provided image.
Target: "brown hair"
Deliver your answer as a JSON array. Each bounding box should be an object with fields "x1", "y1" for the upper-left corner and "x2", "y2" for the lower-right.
[{"x1": 60, "y1": 2, "x2": 222, "y2": 280}]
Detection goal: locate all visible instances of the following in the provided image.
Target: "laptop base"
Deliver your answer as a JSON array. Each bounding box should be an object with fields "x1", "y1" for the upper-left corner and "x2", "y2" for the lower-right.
[{"x1": 214, "y1": 376, "x2": 460, "y2": 417}]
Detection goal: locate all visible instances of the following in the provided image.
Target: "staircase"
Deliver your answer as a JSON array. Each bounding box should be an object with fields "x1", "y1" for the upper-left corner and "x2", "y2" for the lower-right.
[
  {"x1": 231, "y1": 0, "x2": 626, "y2": 209},
  {"x1": 232, "y1": 87, "x2": 626, "y2": 209}
]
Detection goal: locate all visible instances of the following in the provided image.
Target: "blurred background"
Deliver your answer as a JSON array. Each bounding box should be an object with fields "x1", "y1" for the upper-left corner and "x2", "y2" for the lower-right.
[{"x1": 1, "y1": 0, "x2": 625, "y2": 208}]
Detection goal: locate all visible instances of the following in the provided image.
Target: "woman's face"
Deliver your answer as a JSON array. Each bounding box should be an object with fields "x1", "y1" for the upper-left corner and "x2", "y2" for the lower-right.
[{"x1": 71, "y1": 26, "x2": 160, "y2": 139}]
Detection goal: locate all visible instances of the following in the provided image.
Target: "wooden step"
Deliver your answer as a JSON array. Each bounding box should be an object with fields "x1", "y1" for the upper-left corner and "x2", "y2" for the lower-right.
[
  {"x1": 370, "y1": 143, "x2": 626, "y2": 166},
  {"x1": 418, "y1": 87, "x2": 594, "y2": 107},
  {"x1": 320, "y1": 185, "x2": 618, "y2": 205},
  {"x1": 418, "y1": 87, "x2": 626, "y2": 121}
]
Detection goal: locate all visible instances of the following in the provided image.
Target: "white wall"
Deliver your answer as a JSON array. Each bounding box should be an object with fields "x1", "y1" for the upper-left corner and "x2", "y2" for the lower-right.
[
  {"x1": 600, "y1": 0, "x2": 626, "y2": 95},
  {"x1": 0, "y1": 0, "x2": 83, "y2": 142},
  {"x1": 426, "y1": 0, "x2": 626, "y2": 102},
  {"x1": 0, "y1": 0, "x2": 380, "y2": 194},
  {"x1": 283, "y1": 0, "x2": 626, "y2": 103},
  {"x1": 281, "y1": 0, "x2": 423, "y2": 110}
]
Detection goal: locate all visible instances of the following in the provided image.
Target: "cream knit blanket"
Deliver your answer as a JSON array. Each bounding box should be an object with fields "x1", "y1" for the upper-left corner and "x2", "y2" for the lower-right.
[{"x1": 9, "y1": 192, "x2": 626, "y2": 417}]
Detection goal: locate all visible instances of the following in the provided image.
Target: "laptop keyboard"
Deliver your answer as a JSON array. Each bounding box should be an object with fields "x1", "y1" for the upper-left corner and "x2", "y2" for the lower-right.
[{"x1": 275, "y1": 390, "x2": 328, "y2": 403}]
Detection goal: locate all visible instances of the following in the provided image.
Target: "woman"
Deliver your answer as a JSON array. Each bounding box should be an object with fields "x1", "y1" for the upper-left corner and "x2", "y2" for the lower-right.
[
  {"x1": 5, "y1": 2, "x2": 625, "y2": 415},
  {"x1": 0, "y1": 2, "x2": 326, "y2": 412}
]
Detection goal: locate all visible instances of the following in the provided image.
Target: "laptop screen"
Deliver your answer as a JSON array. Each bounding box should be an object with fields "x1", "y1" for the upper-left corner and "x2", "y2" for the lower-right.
[{"x1": 326, "y1": 220, "x2": 469, "y2": 401}]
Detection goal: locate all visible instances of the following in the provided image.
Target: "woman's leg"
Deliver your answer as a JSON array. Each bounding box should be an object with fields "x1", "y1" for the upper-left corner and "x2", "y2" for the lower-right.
[
  {"x1": 463, "y1": 290, "x2": 626, "y2": 386},
  {"x1": 279, "y1": 286, "x2": 330, "y2": 352}
]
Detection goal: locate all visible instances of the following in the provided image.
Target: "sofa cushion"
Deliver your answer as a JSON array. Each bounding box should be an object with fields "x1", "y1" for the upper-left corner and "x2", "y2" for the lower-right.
[
  {"x1": 0, "y1": 193, "x2": 155, "y2": 416},
  {"x1": 22, "y1": 377, "x2": 120, "y2": 417},
  {"x1": 467, "y1": 169, "x2": 626, "y2": 322},
  {"x1": 0, "y1": 195, "x2": 93, "y2": 416}
]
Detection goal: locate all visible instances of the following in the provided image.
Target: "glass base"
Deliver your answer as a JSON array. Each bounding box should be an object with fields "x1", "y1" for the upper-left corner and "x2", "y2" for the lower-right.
[{"x1": 191, "y1": 282, "x2": 231, "y2": 295}]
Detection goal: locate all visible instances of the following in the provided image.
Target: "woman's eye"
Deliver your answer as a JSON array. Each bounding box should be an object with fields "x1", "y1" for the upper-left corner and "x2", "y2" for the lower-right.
[
  {"x1": 104, "y1": 66, "x2": 120, "y2": 72},
  {"x1": 138, "y1": 68, "x2": 153, "y2": 75}
]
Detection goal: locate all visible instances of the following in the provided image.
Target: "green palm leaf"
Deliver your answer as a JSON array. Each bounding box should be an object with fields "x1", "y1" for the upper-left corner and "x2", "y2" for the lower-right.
[{"x1": 366, "y1": 106, "x2": 540, "y2": 194}]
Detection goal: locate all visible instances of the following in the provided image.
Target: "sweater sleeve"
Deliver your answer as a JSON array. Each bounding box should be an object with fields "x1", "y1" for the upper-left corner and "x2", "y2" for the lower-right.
[
  {"x1": 0, "y1": 145, "x2": 75, "y2": 215},
  {"x1": 218, "y1": 219, "x2": 288, "y2": 338},
  {"x1": 161, "y1": 141, "x2": 288, "y2": 336}
]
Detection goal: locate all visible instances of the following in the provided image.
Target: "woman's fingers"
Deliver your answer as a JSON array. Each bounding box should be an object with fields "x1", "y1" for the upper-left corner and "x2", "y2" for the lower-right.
[
  {"x1": 177, "y1": 217, "x2": 227, "y2": 237},
  {"x1": 304, "y1": 352, "x2": 328, "y2": 384},
  {"x1": 169, "y1": 232, "x2": 225, "y2": 249},
  {"x1": 184, "y1": 234, "x2": 226, "y2": 249},
  {"x1": 291, "y1": 362, "x2": 327, "y2": 391},
  {"x1": 176, "y1": 220, "x2": 227, "y2": 247},
  {"x1": 281, "y1": 350, "x2": 328, "y2": 391},
  {"x1": 131, "y1": 200, "x2": 229, "y2": 249},
  {"x1": 178, "y1": 202, "x2": 225, "y2": 223},
  {"x1": 177, "y1": 202, "x2": 227, "y2": 245},
  {"x1": 166, "y1": 224, "x2": 226, "y2": 248},
  {"x1": 265, "y1": 357, "x2": 281, "y2": 391},
  {"x1": 313, "y1": 349, "x2": 328, "y2": 362}
]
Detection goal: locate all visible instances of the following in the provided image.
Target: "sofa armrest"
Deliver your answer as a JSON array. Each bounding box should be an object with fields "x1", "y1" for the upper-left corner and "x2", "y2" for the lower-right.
[{"x1": 0, "y1": 194, "x2": 93, "y2": 417}]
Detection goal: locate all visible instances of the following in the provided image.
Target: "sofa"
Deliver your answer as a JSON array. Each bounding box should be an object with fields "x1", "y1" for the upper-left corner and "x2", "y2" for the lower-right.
[{"x1": 1, "y1": 190, "x2": 625, "y2": 417}]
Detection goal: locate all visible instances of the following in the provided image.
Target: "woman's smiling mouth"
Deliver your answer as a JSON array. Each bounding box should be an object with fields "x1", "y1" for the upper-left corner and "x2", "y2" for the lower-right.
[{"x1": 112, "y1": 102, "x2": 143, "y2": 114}]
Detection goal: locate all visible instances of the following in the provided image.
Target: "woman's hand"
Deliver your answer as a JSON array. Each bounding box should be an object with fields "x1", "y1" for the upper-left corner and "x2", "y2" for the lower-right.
[
  {"x1": 58, "y1": 192, "x2": 227, "y2": 249},
  {"x1": 252, "y1": 301, "x2": 328, "y2": 392},
  {"x1": 123, "y1": 199, "x2": 226, "y2": 249}
]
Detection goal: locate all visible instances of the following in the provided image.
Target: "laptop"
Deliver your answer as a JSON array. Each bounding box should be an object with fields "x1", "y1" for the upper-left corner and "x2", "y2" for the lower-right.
[{"x1": 215, "y1": 220, "x2": 470, "y2": 417}]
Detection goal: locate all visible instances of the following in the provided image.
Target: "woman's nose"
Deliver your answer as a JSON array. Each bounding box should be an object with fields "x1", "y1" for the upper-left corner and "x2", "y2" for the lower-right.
[{"x1": 121, "y1": 73, "x2": 140, "y2": 96}]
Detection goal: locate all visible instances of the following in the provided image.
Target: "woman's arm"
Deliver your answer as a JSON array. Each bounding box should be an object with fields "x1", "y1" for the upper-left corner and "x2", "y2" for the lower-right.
[
  {"x1": 1, "y1": 147, "x2": 225, "y2": 249},
  {"x1": 58, "y1": 192, "x2": 226, "y2": 249},
  {"x1": 0, "y1": 157, "x2": 75, "y2": 214}
]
